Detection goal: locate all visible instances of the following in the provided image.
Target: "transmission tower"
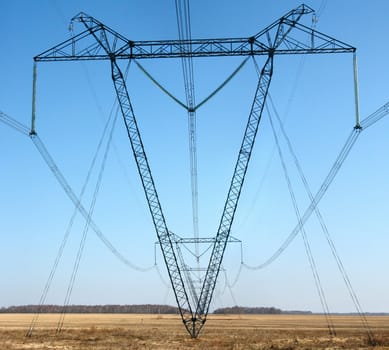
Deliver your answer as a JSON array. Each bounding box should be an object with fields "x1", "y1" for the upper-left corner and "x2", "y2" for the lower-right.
[{"x1": 34, "y1": 4, "x2": 355, "y2": 338}]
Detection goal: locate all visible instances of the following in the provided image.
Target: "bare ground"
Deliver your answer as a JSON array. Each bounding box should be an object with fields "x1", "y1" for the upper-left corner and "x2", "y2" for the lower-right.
[{"x1": 1, "y1": 313, "x2": 389, "y2": 349}]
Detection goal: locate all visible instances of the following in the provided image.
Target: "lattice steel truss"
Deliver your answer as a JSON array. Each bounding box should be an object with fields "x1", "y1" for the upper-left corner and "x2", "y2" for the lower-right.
[{"x1": 34, "y1": 4, "x2": 355, "y2": 338}]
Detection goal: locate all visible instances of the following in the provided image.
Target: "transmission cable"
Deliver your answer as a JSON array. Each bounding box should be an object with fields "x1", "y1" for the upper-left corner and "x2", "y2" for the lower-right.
[
  {"x1": 0, "y1": 111, "x2": 30, "y2": 136},
  {"x1": 174, "y1": 0, "x2": 200, "y2": 266},
  {"x1": 180, "y1": 240, "x2": 213, "y2": 260},
  {"x1": 266, "y1": 102, "x2": 336, "y2": 336},
  {"x1": 267, "y1": 94, "x2": 377, "y2": 340},
  {"x1": 135, "y1": 56, "x2": 249, "y2": 112},
  {"x1": 221, "y1": 268, "x2": 239, "y2": 307},
  {"x1": 154, "y1": 262, "x2": 171, "y2": 288},
  {"x1": 238, "y1": 6, "x2": 324, "y2": 230},
  {"x1": 175, "y1": 239, "x2": 199, "y2": 307},
  {"x1": 360, "y1": 101, "x2": 389, "y2": 129},
  {"x1": 83, "y1": 60, "x2": 148, "y2": 221},
  {"x1": 213, "y1": 267, "x2": 228, "y2": 300},
  {"x1": 194, "y1": 57, "x2": 249, "y2": 111},
  {"x1": 1, "y1": 112, "x2": 153, "y2": 274},
  {"x1": 234, "y1": 55, "x2": 284, "y2": 231},
  {"x1": 26, "y1": 103, "x2": 118, "y2": 336},
  {"x1": 242, "y1": 99, "x2": 389, "y2": 342},
  {"x1": 26, "y1": 61, "x2": 137, "y2": 334},
  {"x1": 30, "y1": 134, "x2": 154, "y2": 272},
  {"x1": 242, "y1": 100, "x2": 389, "y2": 271},
  {"x1": 134, "y1": 60, "x2": 188, "y2": 109},
  {"x1": 26, "y1": 57, "x2": 154, "y2": 273},
  {"x1": 227, "y1": 263, "x2": 243, "y2": 289},
  {"x1": 56, "y1": 105, "x2": 119, "y2": 333},
  {"x1": 315, "y1": 0, "x2": 329, "y2": 24},
  {"x1": 243, "y1": 129, "x2": 359, "y2": 270}
]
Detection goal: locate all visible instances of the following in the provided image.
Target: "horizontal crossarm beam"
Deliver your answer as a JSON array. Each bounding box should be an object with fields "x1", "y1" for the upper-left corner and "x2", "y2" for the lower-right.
[
  {"x1": 171, "y1": 235, "x2": 242, "y2": 245},
  {"x1": 35, "y1": 36, "x2": 354, "y2": 62},
  {"x1": 34, "y1": 7, "x2": 354, "y2": 63}
]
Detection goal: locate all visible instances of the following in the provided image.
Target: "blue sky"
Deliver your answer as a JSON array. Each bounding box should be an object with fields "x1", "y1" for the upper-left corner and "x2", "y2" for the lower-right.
[{"x1": 1, "y1": 0, "x2": 389, "y2": 315}]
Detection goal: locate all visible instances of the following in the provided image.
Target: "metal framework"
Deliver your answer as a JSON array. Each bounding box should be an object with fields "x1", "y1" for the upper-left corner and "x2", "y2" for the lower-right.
[{"x1": 34, "y1": 4, "x2": 355, "y2": 338}]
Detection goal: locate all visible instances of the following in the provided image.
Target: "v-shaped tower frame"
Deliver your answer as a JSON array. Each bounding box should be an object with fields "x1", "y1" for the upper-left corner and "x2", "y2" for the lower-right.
[{"x1": 34, "y1": 4, "x2": 355, "y2": 338}]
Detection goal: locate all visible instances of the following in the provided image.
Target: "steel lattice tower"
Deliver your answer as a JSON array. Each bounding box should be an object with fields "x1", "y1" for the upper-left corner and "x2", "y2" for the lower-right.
[{"x1": 34, "y1": 4, "x2": 355, "y2": 338}]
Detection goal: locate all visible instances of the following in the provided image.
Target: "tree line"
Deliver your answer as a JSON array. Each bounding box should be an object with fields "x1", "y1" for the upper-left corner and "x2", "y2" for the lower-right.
[
  {"x1": 0, "y1": 304, "x2": 314, "y2": 315},
  {"x1": 0, "y1": 304, "x2": 180, "y2": 314},
  {"x1": 213, "y1": 306, "x2": 283, "y2": 314}
]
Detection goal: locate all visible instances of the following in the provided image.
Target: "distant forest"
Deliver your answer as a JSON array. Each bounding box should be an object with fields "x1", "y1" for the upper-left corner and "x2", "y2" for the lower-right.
[
  {"x1": 213, "y1": 306, "x2": 283, "y2": 314},
  {"x1": 0, "y1": 305, "x2": 180, "y2": 314},
  {"x1": 1, "y1": 305, "x2": 387, "y2": 316},
  {"x1": 0, "y1": 304, "x2": 314, "y2": 314}
]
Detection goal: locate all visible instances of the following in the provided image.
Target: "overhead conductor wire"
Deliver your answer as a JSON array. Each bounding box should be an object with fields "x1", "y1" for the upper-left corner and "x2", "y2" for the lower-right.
[
  {"x1": 175, "y1": 0, "x2": 200, "y2": 266},
  {"x1": 266, "y1": 102, "x2": 336, "y2": 336},
  {"x1": 56, "y1": 98, "x2": 119, "y2": 333},
  {"x1": 241, "y1": 109, "x2": 389, "y2": 272},
  {"x1": 243, "y1": 63, "x2": 389, "y2": 272},
  {"x1": 21, "y1": 60, "x2": 156, "y2": 334},
  {"x1": 267, "y1": 94, "x2": 376, "y2": 340},
  {"x1": 27, "y1": 61, "x2": 136, "y2": 335},
  {"x1": 0, "y1": 111, "x2": 157, "y2": 329},
  {"x1": 26, "y1": 101, "x2": 118, "y2": 336},
  {"x1": 242, "y1": 97, "x2": 389, "y2": 341},
  {"x1": 238, "y1": 2, "x2": 329, "y2": 233},
  {"x1": 28, "y1": 62, "x2": 153, "y2": 271}
]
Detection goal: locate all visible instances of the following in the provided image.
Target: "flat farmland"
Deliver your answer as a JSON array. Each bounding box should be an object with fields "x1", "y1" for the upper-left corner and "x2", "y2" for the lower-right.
[{"x1": 1, "y1": 313, "x2": 389, "y2": 349}]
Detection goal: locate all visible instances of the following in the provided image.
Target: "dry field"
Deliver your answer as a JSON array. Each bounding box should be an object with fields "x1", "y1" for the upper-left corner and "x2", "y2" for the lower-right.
[{"x1": 1, "y1": 313, "x2": 389, "y2": 349}]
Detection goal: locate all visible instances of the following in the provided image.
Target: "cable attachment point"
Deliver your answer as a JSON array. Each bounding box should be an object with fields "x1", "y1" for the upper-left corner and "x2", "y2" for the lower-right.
[
  {"x1": 311, "y1": 13, "x2": 318, "y2": 27},
  {"x1": 68, "y1": 21, "x2": 74, "y2": 33}
]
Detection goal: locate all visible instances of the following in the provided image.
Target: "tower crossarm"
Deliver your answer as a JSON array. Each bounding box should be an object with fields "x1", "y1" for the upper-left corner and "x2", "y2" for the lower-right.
[
  {"x1": 34, "y1": 5, "x2": 354, "y2": 63},
  {"x1": 35, "y1": 34, "x2": 354, "y2": 62}
]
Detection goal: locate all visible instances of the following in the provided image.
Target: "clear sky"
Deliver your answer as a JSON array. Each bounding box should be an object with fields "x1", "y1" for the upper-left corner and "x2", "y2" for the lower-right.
[{"x1": 1, "y1": 0, "x2": 388, "y2": 315}]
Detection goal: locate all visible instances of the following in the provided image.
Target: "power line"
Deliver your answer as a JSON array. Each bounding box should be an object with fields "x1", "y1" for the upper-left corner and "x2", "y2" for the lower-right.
[
  {"x1": 0, "y1": 111, "x2": 30, "y2": 136},
  {"x1": 238, "y1": 6, "x2": 320, "y2": 230},
  {"x1": 31, "y1": 133, "x2": 155, "y2": 272},
  {"x1": 360, "y1": 102, "x2": 389, "y2": 129},
  {"x1": 57, "y1": 109, "x2": 119, "y2": 332},
  {"x1": 134, "y1": 56, "x2": 249, "y2": 112},
  {"x1": 0, "y1": 111, "x2": 154, "y2": 272},
  {"x1": 242, "y1": 99, "x2": 389, "y2": 341},
  {"x1": 267, "y1": 94, "x2": 377, "y2": 340},
  {"x1": 243, "y1": 100, "x2": 389, "y2": 271},
  {"x1": 27, "y1": 102, "x2": 119, "y2": 336},
  {"x1": 267, "y1": 102, "x2": 336, "y2": 336},
  {"x1": 243, "y1": 129, "x2": 359, "y2": 270},
  {"x1": 26, "y1": 60, "x2": 137, "y2": 333},
  {"x1": 175, "y1": 0, "x2": 200, "y2": 265},
  {"x1": 134, "y1": 60, "x2": 188, "y2": 109},
  {"x1": 222, "y1": 268, "x2": 239, "y2": 307}
]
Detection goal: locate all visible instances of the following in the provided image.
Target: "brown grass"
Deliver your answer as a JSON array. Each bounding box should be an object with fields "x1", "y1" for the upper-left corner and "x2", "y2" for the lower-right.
[{"x1": 1, "y1": 313, "x2": 389, "y2": 349}]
